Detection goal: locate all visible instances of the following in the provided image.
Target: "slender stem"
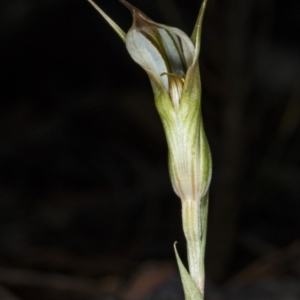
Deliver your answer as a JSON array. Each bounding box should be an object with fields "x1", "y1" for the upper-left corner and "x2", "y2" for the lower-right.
[{"x1": 181, "y1": 198, "x2": 206, "y2": 294}]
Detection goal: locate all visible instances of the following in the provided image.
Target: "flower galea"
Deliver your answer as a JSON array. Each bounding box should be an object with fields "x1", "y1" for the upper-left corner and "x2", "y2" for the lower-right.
[{"x1": 122, "y1": 0, "x2": 195, "y2": 109}]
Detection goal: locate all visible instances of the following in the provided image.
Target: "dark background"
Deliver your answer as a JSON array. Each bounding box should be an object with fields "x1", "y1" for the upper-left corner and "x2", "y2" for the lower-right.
[{"x1": 0, "y1": 0, "x2": 299, "y2": 299}]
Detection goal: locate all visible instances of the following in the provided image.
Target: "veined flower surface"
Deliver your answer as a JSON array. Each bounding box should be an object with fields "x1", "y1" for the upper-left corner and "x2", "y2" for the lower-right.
[
  {"x1": 87, "y1": 0, "x2": 211, "y2": 298},
  {"x1": 87, "y1": 0, "x2": 211, "y2": 203},
  {"x1": 122, "y1": 0, "x2": 195, "y2": 109}
]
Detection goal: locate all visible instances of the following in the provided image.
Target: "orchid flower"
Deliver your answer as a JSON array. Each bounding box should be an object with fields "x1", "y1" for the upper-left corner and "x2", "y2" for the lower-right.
[{"x1": 87, "y1": 1, "x2": 212, "y2": 299}]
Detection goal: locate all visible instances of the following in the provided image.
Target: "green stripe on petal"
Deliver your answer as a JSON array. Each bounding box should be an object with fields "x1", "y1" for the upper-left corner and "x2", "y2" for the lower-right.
[
  {"x1": 124, "y1": 4, "x2": 195, "y2": 109},
  {"x1": 126, "y1": 28, "x2": 170, "y2": 90}
]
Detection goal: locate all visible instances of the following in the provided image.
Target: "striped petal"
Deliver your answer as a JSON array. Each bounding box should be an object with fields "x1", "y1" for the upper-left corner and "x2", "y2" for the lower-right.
[{"x1": 122, "y1": 0, "x2": 195, "y2": 108}]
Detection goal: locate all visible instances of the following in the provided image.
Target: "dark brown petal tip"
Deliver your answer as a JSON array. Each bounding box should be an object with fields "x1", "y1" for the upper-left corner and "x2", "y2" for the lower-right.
[
  {"x1": 119, "y1": 0, "x2": 138, "y2": 13},
  {"x1": 119, "y1": 0, "x2": 152, "y2": 23}
]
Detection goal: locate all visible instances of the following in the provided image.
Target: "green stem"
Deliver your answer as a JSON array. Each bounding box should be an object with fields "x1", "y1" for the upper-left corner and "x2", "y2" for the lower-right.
[{"x1": 181, "y1": 196, "x2": 208, "y2": 295}]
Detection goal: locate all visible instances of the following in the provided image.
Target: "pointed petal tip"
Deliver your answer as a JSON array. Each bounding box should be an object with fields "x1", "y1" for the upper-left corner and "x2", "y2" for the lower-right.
[
  {"x1": 119, "y1": 0, "x2": 152, "y2": 26},
  {"x1": 190, "y1": 0, "x2": 208, "y2": 55},
  {"x1": 119, "y1": 0, "x2": 137, "y2": 13}
]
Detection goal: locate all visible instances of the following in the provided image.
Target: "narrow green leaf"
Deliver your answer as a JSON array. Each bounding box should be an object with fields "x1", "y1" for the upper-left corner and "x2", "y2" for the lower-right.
[
  {"x1": 87, "y1": 0, "x2": 126, "y2": 42},
  {"x1": 174, "y1": 243, "x2": 204, "y2": 300}
]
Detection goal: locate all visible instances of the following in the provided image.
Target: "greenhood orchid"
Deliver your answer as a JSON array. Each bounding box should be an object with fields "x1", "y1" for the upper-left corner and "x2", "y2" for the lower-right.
[{"x1": 87, "y1": 1, "x2": 212, "y2": 299}]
